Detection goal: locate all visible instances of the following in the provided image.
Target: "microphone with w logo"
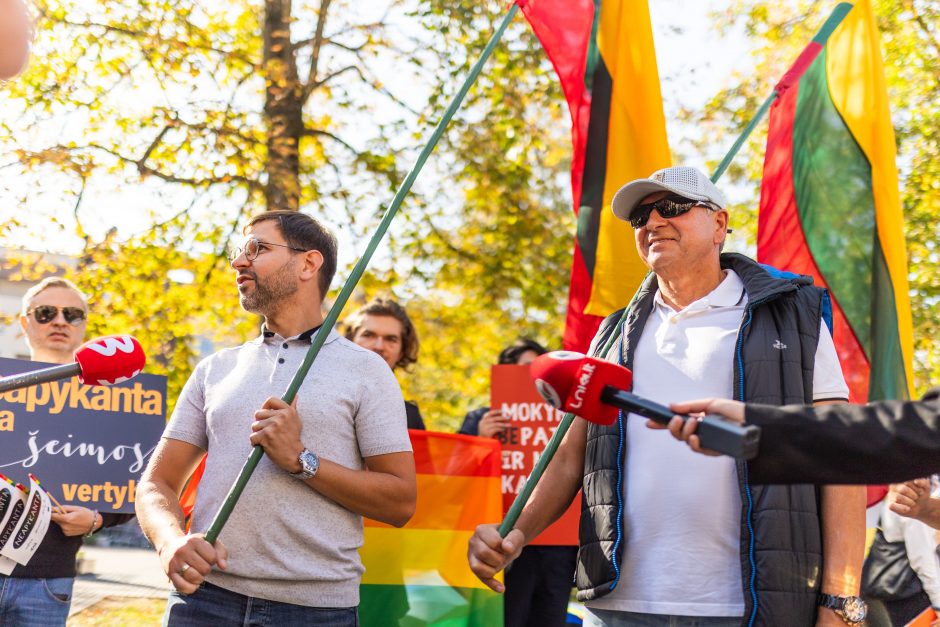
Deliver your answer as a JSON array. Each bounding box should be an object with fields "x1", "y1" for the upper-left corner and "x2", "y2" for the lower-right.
[{"x1": 0, "y1": 335, "x2": 147, "y2": 392}]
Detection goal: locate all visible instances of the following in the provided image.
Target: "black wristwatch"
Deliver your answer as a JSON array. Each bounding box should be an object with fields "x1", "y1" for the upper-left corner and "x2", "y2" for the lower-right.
[
  {"x1": 288, "y1": 448, "x2": 319, "y2": 481},
  {"x1": 817, "y1": 593, "x2": 867, "y2": 625}
]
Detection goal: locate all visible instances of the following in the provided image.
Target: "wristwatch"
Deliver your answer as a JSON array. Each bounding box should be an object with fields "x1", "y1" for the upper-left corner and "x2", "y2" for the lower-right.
[
  {"x1": 288, "y1": 448, "x2": 319, "y2": 481},
  {"x1": 817, "y1": 593, "x2": 867, "y2": 625}
]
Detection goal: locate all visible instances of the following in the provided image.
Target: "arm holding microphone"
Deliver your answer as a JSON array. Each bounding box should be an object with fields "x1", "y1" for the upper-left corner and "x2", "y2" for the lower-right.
[{"x1": 662, "y1": 388, "x2": 940, "y2": 484}]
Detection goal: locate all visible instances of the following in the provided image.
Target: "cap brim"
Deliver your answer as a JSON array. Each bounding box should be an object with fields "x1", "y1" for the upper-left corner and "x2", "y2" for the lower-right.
[
  {"x1": 611, "y1": 181, "x2": 671, "y2": 221},
  {"x1": 611, "y1": 179, "x2": 717, "y2": 221}
]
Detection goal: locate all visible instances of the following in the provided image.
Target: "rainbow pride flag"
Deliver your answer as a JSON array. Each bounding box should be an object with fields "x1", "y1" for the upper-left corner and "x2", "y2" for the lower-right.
[
  {"x1": 518, "y1": 0, "x2": 671, "y2": 352},
  {"x1": 360, "y1": 431, "x2": 504, "y2": 626},
  {"x1": 758, "y1": 1, "x2": 914, "y2": 402}
]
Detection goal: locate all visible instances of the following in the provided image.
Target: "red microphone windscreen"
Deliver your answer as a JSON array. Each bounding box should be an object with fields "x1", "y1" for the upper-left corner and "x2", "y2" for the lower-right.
[
  {"x1": 531, "y1": 353, "x2": 633, "y2": 426},
  {"x1": 74, "y1": 335, "x2": 146, "y2": 386},
  {"x1": 563, "y1": 357, "x2": 632, "y2": 425},
  {"x1": 530, "y1": 351, "x2": 587, "y2": 410}
]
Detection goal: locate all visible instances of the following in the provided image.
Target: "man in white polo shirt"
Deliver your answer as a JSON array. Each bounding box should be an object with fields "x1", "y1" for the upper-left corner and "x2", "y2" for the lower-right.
[
  {"x1": 136, "y1": 210, "x2": 416, "y2": 626},
  {"x1": 468, "y1": 166, "x2": 867, "y2": 626}
]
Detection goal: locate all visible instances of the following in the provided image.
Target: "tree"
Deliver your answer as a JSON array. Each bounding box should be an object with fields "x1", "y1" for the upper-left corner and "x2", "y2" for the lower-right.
[{"x1": 0, "y1": 0, "x2": 576, "y2": 426}]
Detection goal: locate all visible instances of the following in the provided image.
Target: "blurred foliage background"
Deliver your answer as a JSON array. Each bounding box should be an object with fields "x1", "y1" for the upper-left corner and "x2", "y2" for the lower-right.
[{"x1": 0, "y1": 0, "x2": 936, "y2": 430}]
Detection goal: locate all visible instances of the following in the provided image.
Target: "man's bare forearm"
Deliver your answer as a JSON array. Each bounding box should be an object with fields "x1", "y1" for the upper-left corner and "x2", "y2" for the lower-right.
[
  {"x1": 301, "y1": 452, "x2": 416, "y2": 528},
  {"x1": 135, "y1": 479, "x2": 188, "y2": 552}
]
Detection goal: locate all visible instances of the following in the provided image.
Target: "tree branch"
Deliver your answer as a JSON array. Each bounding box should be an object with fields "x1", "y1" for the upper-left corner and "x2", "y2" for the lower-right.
[
  {"x1": 302, "y1": 128, "x2": 358, "y2": 154},
  {"x1": 309, "y1": 64, "x2": 357, "y2": 90},
  {"x1": 302, "y1": 0, "x2": 334, "y2": 103}
]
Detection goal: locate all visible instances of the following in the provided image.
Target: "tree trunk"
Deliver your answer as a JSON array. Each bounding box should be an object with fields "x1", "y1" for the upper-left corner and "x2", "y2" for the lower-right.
[{"x1": 263, "y1": 0, "x2": 303, "y2": 212}]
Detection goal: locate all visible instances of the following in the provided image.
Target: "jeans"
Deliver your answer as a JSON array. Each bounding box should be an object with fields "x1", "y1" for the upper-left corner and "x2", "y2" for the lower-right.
[
  {"x1": 0, "y1": 575, "x2": 74, "y2": 627},
  {"x1": 163, "y1": 581, "x2": 359, "y2": 626},
  {"x1": 584, "y1": 608, "x2": 743, "y2": 627}
]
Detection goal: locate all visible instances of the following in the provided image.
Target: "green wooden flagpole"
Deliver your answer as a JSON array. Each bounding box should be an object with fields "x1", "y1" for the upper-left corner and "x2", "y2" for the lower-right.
[{"x1": 205, "y1": 3, "x2": 521, "y2": 544}]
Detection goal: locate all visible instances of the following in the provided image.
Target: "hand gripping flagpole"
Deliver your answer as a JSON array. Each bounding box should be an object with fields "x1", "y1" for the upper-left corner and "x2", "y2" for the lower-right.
[
  {"x1": 497, "y1": 1, "x2": 853, "y2": 539},
  {"x1": 205, "y1": 3, "x2": 522, "y2": 544}
]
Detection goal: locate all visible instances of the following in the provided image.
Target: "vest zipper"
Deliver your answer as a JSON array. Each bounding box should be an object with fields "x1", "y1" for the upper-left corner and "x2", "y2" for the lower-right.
[{"x1": 738, "y1": 306, "x2": 759, "y2": 626}]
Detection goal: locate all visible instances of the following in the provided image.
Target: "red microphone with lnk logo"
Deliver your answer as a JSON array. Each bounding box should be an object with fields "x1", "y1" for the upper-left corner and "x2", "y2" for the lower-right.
[
  {"x1": 0, "y1": 335, "x2": 146, "y2": 393},
  {"x1": 530, "y1": 350, "x2": 629, "y2": 427},
  {"x1": 530, "y1": 351, "x2": 760, "y2": 459}
]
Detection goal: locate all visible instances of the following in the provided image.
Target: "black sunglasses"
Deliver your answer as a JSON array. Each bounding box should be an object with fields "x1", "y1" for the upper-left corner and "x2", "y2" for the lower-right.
[
  {"x1": 629, "y1": 194, "x2": 718, "y2": 229},
  {"x1": 28, "y1": 305, "x2": 87, "y2": 325}
]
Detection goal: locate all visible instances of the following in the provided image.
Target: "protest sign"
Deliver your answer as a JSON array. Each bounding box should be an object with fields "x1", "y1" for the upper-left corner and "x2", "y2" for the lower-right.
[
  {"x1": 491, "y1": 364, "x2": 578, "y2": 545},
  {"x1": 0, "y1": 479, "x2": 27, "y2": 575},
  {"x1": 0, "y1": 357, "x2": 166, "y2": 514},
  {"x1": 0, "y1": 474, "x2": 51, "y2": 572}
]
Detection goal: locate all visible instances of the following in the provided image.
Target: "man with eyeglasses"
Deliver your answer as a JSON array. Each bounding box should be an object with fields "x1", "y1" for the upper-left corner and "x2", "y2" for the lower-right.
[
  {"x1": 1, "y1": 277, "x2": 133, "y2": 626},
  {"x1": 468, "y1": 166, "x2": 867, "y2": 626},
  {"x1": 136, "y1": 210, "x2": 416, "y2": 626}
]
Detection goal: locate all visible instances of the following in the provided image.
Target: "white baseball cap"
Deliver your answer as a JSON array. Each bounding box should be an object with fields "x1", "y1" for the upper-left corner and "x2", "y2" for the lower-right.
[{"x1": 611, "y1": 166, "x2": 728, "y2": 222}]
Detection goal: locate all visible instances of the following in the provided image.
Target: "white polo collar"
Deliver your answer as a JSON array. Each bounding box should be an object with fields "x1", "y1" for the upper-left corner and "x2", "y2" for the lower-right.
[{"x1": 653, "y1": 269, "x2": 746, "y2": 313}]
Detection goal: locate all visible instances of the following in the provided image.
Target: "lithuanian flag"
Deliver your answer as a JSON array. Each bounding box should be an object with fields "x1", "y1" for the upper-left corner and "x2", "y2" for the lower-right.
[
  {"x1": 518, "y1": 0, "x2": 671, "y2": 351},
  {"x1": 758, "y1": 1, "x2": 914, "y2": 402},
  {"x1": 360, "y1": 431, "x2": 503, "y2": 626}
]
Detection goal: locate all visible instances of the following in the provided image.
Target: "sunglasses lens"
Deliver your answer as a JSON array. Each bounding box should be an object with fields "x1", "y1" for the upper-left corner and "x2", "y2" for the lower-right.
[
  {"x1": 31, "y1": 305, "x2": 85, "y2": 324},
  {"x1": 630, "y1": 196, "x2": 701, "y2": 228},
  {"x1": 63, "y1": 308, "x2": 86, "y2": 324},
  {"x1": 32, "y1": 305, "x2": 57, "y2": 323},
  {"x1": 630, "y1": 207, "x2": 651, "y2": 229}
]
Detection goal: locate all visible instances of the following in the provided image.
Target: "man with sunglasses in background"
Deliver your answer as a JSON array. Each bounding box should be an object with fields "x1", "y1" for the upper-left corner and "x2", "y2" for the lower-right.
[
  {"x1": 468, "y1": 166, "x2": 867, "y2": 626},
  {"x1": 1, "y1": 277, "x2": 133, "y2": 626},
  {"x1": 136, "y1": 211, "x2": 416, "y2": 625}
]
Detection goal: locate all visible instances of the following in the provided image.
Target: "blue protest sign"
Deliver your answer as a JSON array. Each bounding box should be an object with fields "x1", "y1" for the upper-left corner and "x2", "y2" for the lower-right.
[{"x1": 0, "y1": 357, "x2": 166, "y2": 514}]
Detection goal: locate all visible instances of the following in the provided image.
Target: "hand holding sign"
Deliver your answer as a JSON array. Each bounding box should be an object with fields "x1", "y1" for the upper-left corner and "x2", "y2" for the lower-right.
[{"x1": 477, "y1": 408, "x2": 509, "y2": 439}]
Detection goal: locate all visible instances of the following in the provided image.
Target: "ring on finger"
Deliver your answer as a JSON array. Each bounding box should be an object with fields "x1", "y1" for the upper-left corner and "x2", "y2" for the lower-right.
[{"x1": 179, "y1": 563, "x2": 191, "y2": 575}]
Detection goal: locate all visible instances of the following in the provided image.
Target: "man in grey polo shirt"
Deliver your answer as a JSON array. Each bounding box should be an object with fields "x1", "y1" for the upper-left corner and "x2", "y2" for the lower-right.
[{"x1": 136, "y1": 210, "x2": 416, "y2": 625}]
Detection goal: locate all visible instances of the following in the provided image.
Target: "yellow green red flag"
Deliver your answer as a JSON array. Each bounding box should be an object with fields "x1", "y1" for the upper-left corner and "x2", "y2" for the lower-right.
[
  {"x1": 518, "y1": 0, "x2": 671, "y2": 351},
  {"x1": 758, "y1": 1, "x2": 914, "y2": 402}
]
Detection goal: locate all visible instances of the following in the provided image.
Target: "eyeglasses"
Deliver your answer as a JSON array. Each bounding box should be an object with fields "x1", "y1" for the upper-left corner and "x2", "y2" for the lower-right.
[
  {"x1": 228, "y1": 238, "x2": 308, "y2": 262},
  {"x1": 629, "y1": 194, "x2": 718, "y2": 229},
  {"x1": 27, "y1": 305, "x2": 87, "y2": 325}
]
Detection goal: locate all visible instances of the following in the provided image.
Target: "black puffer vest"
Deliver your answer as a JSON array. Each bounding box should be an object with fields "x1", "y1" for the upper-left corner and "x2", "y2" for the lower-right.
[{"x1": 577, "y1": 253, "x2": 828, "y2": 626}]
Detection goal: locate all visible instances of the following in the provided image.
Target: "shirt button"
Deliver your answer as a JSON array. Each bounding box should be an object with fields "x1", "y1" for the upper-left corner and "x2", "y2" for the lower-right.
[
  {"x1": 670, "y1": 318, "x2": 678, "y2": 325},
  {"x1": 282, "y1": 343, "x2": 289, "y2": 349},
  {"x1": 278, "y1": 358, "x2": 285, "y2": 364}
]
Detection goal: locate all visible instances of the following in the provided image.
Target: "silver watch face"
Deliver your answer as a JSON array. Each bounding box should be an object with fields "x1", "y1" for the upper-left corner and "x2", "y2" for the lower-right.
[
  {"x1": 841, "y1": 596, "x2": 867, "y2": 622},
  {"x1": 298, "y1": 449, "x2": 319, "y2": 477}
]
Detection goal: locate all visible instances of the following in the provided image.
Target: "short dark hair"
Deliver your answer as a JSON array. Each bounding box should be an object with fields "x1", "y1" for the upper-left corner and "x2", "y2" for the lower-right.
[
  {"x1": 343, "y1": 297, "x2": 419, "y2": 370},
  {"x1": 498, "y1": 338, "x2": 548, "y2": 365},
  {"x1": 246, "y1": 211, "x2": 338, "y2": 299}
]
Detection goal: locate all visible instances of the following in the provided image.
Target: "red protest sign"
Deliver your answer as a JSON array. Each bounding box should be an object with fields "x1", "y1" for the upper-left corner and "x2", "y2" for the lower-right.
[{"x1": 491, "y1": 364, "x2": 579, "y2": 546}]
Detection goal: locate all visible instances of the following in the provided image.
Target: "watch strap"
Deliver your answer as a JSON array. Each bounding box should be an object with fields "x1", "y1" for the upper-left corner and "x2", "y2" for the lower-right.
[{"x1": 817, "y1": 593, "x2": 843, "y2": 611}]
